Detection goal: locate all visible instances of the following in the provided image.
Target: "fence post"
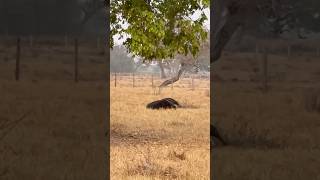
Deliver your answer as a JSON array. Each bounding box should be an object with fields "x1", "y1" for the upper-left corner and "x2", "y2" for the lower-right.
[
  {"x1": 191, "y1": 75, "x2": 194, "y2": 90},
  {"x1": 171, "y1": 79, "x2": 173, "y2": 90},
  {"x1": 151, "y1": 74, "x2": 154, "y2": 88},
  {"x1": 262, "y1": 47, "x2": 268, "y2": 92},
  {"x1": 74, "y1": 38, "x2": 79, "y2": 83},
  {"x1": 114, "y1": 72, "x2": 117, "y2": 87},
  {"x1": 132, "y1": 72, "x2": 135, "y2": 87},
  {"x1": 15, "y1": 37, "x2": 21, "y2": 81}
]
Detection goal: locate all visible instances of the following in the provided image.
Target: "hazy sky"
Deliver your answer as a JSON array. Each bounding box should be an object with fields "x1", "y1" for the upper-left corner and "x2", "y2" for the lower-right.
[{"x1": 113, "y1": 8, "x2": 210, "y2": 45}]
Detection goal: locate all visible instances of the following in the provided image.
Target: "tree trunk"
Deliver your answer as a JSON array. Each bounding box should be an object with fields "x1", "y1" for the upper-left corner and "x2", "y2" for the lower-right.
[
  {"x1": 159, "y1": 61, "x2": 167, "y2": 79},
  {"x1": 160, "y1": 0, "x2": 246, "y2": 87},
  {"x1": 159, "y1": 63, "x2": 185, "y2": 87},
  {"x1": 211, "y1": 1, "x2": 245, "y2": 64}
]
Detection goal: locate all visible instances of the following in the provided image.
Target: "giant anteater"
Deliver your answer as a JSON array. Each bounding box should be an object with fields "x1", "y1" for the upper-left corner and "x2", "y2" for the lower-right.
[
  {"x1": 146, "y1": 98, "x2": 181, "y2": 109},
  {"x1": 211, "y1": 124, "x2": 227, "y2": 145}
]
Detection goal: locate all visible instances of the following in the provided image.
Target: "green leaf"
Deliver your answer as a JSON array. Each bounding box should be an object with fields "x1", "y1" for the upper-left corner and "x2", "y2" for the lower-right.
[{"x1": 110, "y1": 0, "x2": 209, "y2": 62}]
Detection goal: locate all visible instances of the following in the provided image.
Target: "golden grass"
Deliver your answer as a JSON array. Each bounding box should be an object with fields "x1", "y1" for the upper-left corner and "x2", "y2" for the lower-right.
[
  {"x1": 212, "y1": 52, "x2": 320, "y2": 180},
  {"x1": 110, "y1": 82, "x2": 210, "y2": 179},
  {"x1": 0, "y1": 38, "x2": 107, "y2": 179}
]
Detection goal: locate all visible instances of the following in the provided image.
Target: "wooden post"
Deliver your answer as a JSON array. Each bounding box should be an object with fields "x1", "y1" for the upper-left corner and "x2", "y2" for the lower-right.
[
  {"x1": 74, "y1": 38, "x2": 79, "y2": 83},
  {"x1": 15, "y1": 37, "x2": 21, "y2": 81},
  {"x1": 171, "y1": 79, "x2": 173, "y2": 90},
  {"x1": 262, "y1": 47, "x2": 268, "y2": 92},
  {"x1": 151, "y1": 74, "x2": 154, "y2": 88},
  {"x1": 317, "y1": 47, "x2": 319, "y2": 57},
  {"x1": 114, "y1": 72, "x2": 117, "y2": 87},
  {"x1": 132, "y1": 72, "x2": 135, "y2": 87},
  {"x1": 191, "y1": 75, "x2": 194, "y2": 90}
]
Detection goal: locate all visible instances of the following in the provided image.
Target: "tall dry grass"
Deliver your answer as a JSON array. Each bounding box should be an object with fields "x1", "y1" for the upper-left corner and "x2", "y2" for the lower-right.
[
  {"x1": 0, "y1": 37, "x2": 107, "y2": 180},
  {"x1": 110, "y1": 79, "x2": 210, "y2": 179},
  {"x1": 212, "y1": 50, "x2": 320, "y2": 180}
]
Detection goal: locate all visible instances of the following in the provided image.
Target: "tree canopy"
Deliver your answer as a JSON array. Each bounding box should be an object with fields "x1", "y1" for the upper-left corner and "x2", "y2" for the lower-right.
[{"x1": 110, "y1": 0, "x2": 209, "y2": 61}]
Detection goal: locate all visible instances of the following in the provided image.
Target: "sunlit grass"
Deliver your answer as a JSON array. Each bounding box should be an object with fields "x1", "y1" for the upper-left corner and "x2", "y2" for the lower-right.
[{"x1": 110, "y1": 78, "x2": 210, "y2": 180}]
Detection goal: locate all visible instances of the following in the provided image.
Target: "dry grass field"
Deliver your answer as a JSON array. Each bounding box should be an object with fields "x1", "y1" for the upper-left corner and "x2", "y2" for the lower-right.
[
  {"x1": 3, "y1": 35, "x2": 320, "y2": 179},
  {"x1": 110, "y1": 78, "x2": 210, "y2": 179},
  {"x1": 0, "y1": 36, "x2": 107, "y2": 180},
  {"x1": 212, "y1": 47, "x2": 320, "y2": 180}
]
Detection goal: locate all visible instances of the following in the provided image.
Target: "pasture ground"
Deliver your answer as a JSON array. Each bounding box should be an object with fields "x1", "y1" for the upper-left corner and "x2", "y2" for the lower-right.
[
  {"x1": 213, "y1": 50, "x2": 320, "y2": 180},
  {"x1": 0, "y1": 37, "x2": 107, "y2": 180},
  {"x1": 110, "y1": 79, "x2": 210, "y2": 179}
]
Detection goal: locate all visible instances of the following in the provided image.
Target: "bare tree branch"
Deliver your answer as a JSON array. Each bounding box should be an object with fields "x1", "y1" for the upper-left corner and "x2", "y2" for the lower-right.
[{"x1": 159, "y1": 63, "x2": 186, "y2": 87}]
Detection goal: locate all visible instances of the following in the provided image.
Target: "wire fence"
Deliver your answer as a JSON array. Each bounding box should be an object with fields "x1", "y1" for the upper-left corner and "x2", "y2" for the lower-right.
[
  {"x1": 0, "y1": 35, "x2": 107, "y2": 82},
  {"x1": 110, "y1": 72, "x2": 210, "y2": 90}
]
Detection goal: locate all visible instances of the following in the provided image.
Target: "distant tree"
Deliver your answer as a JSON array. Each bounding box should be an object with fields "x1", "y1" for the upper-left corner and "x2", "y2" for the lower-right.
[{"x1": 110, "y1": 46, "x2": 136, "y2": 73}]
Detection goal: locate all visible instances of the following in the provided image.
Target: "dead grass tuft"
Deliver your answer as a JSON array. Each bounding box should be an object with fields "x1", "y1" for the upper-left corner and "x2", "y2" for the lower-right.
[{"x1": 168, "y1": 150, "x2": 187, "y2": 161}]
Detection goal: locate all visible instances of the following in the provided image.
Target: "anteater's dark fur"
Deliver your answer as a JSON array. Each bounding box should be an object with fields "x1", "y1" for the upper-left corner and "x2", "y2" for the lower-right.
[{"x1": 146, "y1": 98, "x2": 181, "y2": 109}]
